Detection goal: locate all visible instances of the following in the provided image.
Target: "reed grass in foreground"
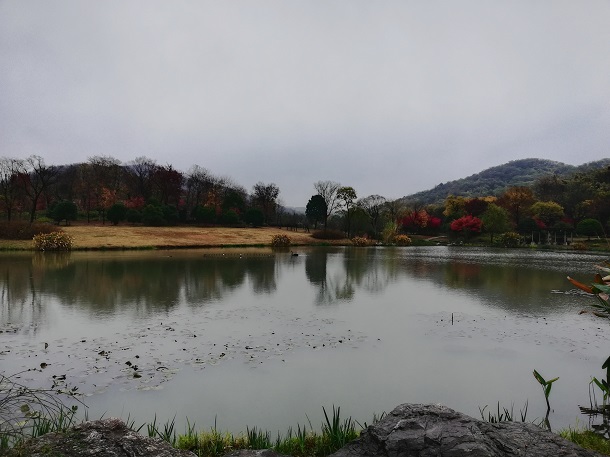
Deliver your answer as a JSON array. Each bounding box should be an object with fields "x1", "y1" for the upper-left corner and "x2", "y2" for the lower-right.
[
  {"x1": 4, "y1": 384, "x2": 610, "y2": 457},
  {"x1": 0, "y1": 372, "x2": 84, "y2": 451},
  {"x1": 146, "y1": 406, "x2": 362, "y2": 457}
]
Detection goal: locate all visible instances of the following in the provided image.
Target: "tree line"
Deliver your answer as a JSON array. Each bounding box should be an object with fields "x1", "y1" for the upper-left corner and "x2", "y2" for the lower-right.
[
  {"x1": 305, "y1": 165, "x2": 610, "y2": 243},
  {"x1": 0, "y1": 155, "x2": 285, "y2": 227},
  {"x1": 1, "y1": 154, "x2": 609, "y2": 242}
]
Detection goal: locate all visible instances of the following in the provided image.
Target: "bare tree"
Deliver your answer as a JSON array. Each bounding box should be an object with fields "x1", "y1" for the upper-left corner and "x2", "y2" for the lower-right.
[
  {"x1": 384, "y1": 198, "x2": 406, "y2": 223},
  {"x1": 22, "y1": 155, "x2": 59, "y2": 223},
  {"x1": 126, "y1": 156, "x2": 158, "y2": 201},
  {"x1": 337, "y1": 186, "x2": 357, "y2": 237},
  {"x1": 314, "y1": 180, "x2": 341, "y2": 228},
  {"x1": 0, "y1": 157, "x2": 25, "y2": 221},
  {"x1": 358, "y1": 194, "x2": 387, "y2": 239},
  {"x1": 185, "y1": 165, "x2": 211, "y2": 209},
  {"x1": 253, "y1": 182, "x2": 280, "y2": 224},
  {"x1": 88, "y1": 156, "x2": 122, "y2": 224}
]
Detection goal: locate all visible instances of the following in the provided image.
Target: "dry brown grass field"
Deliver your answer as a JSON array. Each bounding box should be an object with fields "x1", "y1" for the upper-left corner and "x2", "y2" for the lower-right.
[{"x1": 0, "y1": 224, "x2": 341, "y2": 250}]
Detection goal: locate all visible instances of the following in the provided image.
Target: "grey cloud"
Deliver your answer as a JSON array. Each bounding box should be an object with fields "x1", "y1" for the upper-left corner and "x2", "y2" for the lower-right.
[{"x1": 1, "y1": 0, "x2": 608, "y2": 205}]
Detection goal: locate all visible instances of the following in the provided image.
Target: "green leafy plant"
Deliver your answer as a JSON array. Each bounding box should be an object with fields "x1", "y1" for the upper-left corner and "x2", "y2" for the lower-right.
[
  {"x1": 497, "y1": 231, "x2": 521, "y2": 248},
  {"x1": 584, "y1": 355, "x2": 610, "y2": 435},
  {"x1": 591, "y1": 356, "x2": 610, "y2": 407},
  {"x1": 533, "y1": 369, "x2": 559, "y2": 414}
]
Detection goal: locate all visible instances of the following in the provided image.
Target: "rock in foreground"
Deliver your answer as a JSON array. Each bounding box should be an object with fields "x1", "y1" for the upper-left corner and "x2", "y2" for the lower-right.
[
  {"x1": 11, "y1": 418, "x2": 195, "y2": 457},
  {"x1": 330, "y1": 403, "x2": 603, "y2": 457}
]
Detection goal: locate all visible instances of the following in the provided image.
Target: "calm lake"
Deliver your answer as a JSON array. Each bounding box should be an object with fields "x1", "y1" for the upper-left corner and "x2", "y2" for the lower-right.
[{"x1": 1, "y1": 247, "x2": 608, "y2": 433}]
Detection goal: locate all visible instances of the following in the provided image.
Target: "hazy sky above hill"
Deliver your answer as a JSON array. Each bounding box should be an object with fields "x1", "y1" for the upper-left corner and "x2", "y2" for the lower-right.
[{"x1": 1, "y1": 1, "x2": 609, "y2": 206}]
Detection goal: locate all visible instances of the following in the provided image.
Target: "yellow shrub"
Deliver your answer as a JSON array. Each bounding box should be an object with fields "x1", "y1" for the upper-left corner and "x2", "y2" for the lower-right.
[
  {"x1": 394, "y1": 234, "x2": 412, "y2": 246},
  {"x1": 351, "y1": 236, "x2": 372, "y2": 247},
  {"x1": 33, "y1": 232, "x2": 73, "y2": 251},
  {"x1": 271, "y1": 234, "x2": 291, "y2": 247}
]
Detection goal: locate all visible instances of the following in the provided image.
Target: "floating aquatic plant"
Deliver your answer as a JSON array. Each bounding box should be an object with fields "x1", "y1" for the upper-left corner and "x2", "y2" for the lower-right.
[{"x1": 567, "y1": 262, "x2": 610, "y2": 318}]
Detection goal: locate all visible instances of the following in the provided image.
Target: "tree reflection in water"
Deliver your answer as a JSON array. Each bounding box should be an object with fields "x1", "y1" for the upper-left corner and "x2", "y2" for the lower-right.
[{"x1": 0, "y1": 247, "x2": 606, "y2": 327}]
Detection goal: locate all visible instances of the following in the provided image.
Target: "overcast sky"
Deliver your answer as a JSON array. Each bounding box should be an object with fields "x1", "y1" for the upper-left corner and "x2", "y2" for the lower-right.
[{"x1": 1, "y1": 1, "x2": 609, "y2": 206}]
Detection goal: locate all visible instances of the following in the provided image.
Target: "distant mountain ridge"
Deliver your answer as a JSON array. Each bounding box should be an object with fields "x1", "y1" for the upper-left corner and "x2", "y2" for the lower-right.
[{"x1": 400, "y1": 158, "x2": 610, "y2": 206}]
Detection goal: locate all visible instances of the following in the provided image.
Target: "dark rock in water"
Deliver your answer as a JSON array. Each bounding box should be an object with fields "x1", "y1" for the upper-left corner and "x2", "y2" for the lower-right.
[
  {"x1": 11, "y1": 418, "x2": 195, "y2": 457},
  {"x1": 329, "y1": 403, "x2": 603, "y2": 457}
]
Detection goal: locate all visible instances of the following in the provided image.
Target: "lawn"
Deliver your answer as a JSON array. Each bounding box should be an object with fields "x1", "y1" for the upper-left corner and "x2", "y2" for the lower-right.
[{"x1": 0, "y1": 224, "x2": 333, "y2": 250}]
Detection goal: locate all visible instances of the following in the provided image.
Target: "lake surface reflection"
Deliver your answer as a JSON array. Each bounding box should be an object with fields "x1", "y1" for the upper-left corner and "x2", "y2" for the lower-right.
[{"x1": 1, "y1": 247, "x2": 607, "y2": 432}]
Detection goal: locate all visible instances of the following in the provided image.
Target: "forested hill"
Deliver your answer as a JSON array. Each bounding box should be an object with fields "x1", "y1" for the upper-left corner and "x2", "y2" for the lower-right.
[{"x1": 400, "y1": 158, "x2": 610, "y2": 205}]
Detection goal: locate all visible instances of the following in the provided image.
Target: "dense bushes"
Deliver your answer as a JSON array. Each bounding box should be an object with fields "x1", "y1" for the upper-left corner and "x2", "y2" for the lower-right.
[
  {"x1": 497, "y1": 231, "x2": 522, "y2": 248},
  {"x1": 47, "y1": 200, "x2": 78, "y2": 225},
  {"x1": 193, "y1": 205, "x2": 216, "y2": 224},
  {"x1": 0, "y1": 221, "x2": 57, "y2": 240},
  {"x1": 33, "y1": 232, "x2": 73, "y2": 251},
  {"x1": 244, "y1": 208, "x2": 264, "y2": 227},
  {"x1": 107, "y1": 203, "x2": 127, "y2": 225},
  {"x1": 142, "y1": 204, "x2": 166, "y2": 226},
  {"x1": 311, "y1": 229, "x2": 346, "y2": 240},
  {"x1": 577, "y1": 218, "x2": 604, "y2": 240},
  {"x1": 221, "y1": 209, "x2": 240, "y2": 225}
]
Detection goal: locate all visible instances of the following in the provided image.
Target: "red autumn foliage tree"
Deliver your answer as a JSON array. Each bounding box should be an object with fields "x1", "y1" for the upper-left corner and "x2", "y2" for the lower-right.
[
  {"x1": 401, "y1": 209, "x2": 430, "y2": 232},
  {"x1": 428, "y1": 217, "x2": 442, "y2": 229},
  {"x1": 450, "y1": 215, "x2": 482, "y2": 238}
]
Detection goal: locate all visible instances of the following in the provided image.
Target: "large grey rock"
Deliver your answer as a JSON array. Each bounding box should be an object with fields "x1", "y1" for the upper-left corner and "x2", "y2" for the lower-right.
[
  {"x1": 330, "y1": 403, "x2": 603, "y2": 457},
  {"x1": 10, "y1": 418, "x2": 195, "y2": 457}
]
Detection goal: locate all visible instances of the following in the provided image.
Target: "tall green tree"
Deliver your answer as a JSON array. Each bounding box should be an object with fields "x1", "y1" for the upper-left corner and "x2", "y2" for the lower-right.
[
  {"x1": 534, "y1": 174, "x2": 566, "y2": 202},
  {"x1": 481, "y1": 203, "x2": 510, "y2": 243},
  {"x1": 576, "y1": 218, "x2": 604, "y2": 240},
  {"x1": 48, "y1": 200, "x2": 78, "y2": 225},
  {"x1": 530, "y1": 201, "x2": 564, "y2": 228},
  {"x1": 107, "y1": 202, "x2": 127, "y2": 225},
  {"x1": 306, "y1": 195, "x2": 327, "y2": 229}
]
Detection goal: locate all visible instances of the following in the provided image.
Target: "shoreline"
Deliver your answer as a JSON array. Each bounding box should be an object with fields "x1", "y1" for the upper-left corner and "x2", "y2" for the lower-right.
[
  {"x1": 0, "y1": 223, "x2": 607, "y2": 253},
  {"x1": 0, "y1": 225, "x2": 347, "y2": 251}
]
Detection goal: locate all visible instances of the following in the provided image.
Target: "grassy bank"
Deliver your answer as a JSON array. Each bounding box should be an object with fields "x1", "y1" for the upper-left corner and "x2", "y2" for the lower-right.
[
  {"x1": 0, "y1": 224, "x2": 344, "y2": 250},
  {"x1": 5, "y1": 409, "x2": 610, "y2": 457},
  {"x1": 2, "y1": 374, "x2": 608, "y2": 456}
]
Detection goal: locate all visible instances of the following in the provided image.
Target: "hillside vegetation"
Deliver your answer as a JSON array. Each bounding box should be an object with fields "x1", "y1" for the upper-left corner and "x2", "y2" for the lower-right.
[{"x1": 401, "y1": 158, "x2": 610, "y2": 205}]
